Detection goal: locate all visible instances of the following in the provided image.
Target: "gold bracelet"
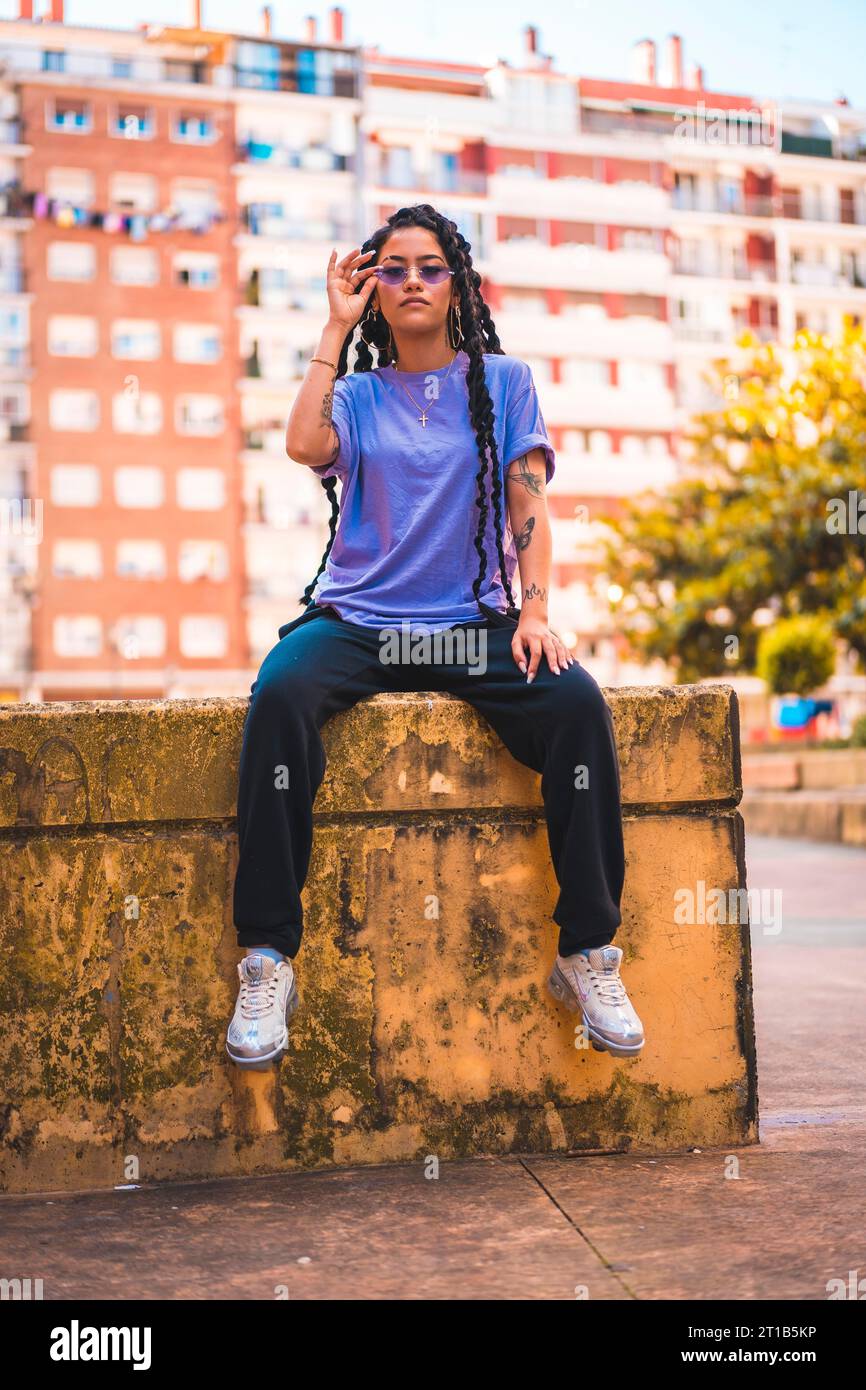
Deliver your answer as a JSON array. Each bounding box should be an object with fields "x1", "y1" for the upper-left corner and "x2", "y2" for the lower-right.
[{"x1": 310, "y1": 356, "x2": 337, "y2": 372}]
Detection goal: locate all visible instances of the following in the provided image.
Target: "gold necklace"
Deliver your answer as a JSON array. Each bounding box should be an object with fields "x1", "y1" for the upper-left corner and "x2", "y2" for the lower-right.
[{"x1": 390, "y1": 349, "x2": 458, "y2": 427}]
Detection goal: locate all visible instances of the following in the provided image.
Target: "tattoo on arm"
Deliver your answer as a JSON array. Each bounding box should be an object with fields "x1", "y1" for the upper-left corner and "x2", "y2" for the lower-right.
[
  {"x1": 523, "y1": 581, "x2": 547, "y2": 603},
  {"x1": 321, "y1": 387, "x2": 334, "y2": 425},
  {"x1": 325, "y1": 434, "x2": 340, "y2": 465},
  {"x1": 507, "y1": 453, "x2": 544, "y2": 497},
  {"x1": 515, "y1": 515, "x2": 535, "y2": 551}
]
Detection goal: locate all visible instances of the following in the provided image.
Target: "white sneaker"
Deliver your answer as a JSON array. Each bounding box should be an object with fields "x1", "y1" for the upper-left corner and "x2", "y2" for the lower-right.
[
  {"x1": 226, "y1": 953, "x2": 299, "y2": 1071},
  {"x1": 548, "y1": 945, "x2": 645, "y2": 1057}
]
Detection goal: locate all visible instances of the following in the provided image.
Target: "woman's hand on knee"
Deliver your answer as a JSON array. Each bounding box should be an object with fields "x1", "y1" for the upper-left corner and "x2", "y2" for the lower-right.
[{"x1": 512, "y1": 616, "x2": 574, "y2": 683}]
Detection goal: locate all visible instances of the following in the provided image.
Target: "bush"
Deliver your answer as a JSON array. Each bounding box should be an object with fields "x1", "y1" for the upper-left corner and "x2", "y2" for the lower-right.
[
  {"x1": 756, "y1": 614, "x2": 837, "y2": 696},
  {"x1": 851, "y1": 714, "x2": 866, "y2": 747}
]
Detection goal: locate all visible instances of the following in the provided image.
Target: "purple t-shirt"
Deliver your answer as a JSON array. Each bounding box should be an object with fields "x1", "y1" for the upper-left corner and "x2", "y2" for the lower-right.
[{"x1": 307, "y1": 349, "x2": 555, "y2": 630}]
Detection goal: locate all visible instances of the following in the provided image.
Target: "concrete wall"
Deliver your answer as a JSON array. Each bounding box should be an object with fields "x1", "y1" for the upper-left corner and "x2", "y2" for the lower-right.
[
  {"x1": 742, "y1": 749, "x2": 866, "y2": 845},
  {"x1": 0, "y1": 685, "x2": 757, "y2": 1194}
]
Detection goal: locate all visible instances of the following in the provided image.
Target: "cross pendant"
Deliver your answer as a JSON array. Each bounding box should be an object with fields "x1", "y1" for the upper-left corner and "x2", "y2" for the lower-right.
[{"x1": 418, "y1": 411, "x2": 428, "y2": 427}]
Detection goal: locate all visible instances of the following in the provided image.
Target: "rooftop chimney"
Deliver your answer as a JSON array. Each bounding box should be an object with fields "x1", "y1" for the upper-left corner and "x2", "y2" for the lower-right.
[
  {"x1": 261, "y1": 5, "x2": 272, "y2": 35},
  {"x1": 18, "y1": 0, "x2": 34, "y2": 19},
  {"x1": 303, "y1": 15, "x2": 317, "y2": 41},
  {"x1": 630, "y1": 38, "x2": 656, "y2": 84},
  {"x1": 687, "y1": 62, "x2": 704, "y2": 91},
  {"x1": 191, "y1": 0, "x2": 202, "y2": 29},
  {"x1": 48, "y1": 0, "x2": 64, "y2": 19},
  {"x1": 329, "y1": 6, "x2": 345, "y2": 43},
  {"x1": 664, "y1": 33, "x2": 683, "y2": 88}
]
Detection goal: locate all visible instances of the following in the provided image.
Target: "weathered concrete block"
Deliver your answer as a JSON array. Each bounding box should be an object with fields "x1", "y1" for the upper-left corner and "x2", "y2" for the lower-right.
[{"x1": 0, "y1": 685, "x2": 757, "y2": 1193}]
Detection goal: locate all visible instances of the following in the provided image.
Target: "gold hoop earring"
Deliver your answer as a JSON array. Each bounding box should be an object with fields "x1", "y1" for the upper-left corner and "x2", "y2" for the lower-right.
[
  {"x1": 384, "y1": 315, "x2": 396, "y2": 361},
  {"x1": 449, "y1": 302, "x2": 464, "y2": 349}
]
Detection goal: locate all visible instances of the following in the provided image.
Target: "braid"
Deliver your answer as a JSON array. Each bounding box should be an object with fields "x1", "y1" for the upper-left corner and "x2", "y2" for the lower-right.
[{"x1": 298, "y1": 203, "x2": 517, "y2": 612}]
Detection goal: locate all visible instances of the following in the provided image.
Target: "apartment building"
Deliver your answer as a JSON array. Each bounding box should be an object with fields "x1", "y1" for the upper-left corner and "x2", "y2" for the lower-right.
[
  {"x1": 0, "y1": 1, "x2": 361, "y2": 699},
  {"x1": 1, "y1": 6, "x2": 864, "y2": 698}
]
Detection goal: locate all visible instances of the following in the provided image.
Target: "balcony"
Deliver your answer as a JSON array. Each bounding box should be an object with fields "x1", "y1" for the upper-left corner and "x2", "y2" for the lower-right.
[
  {"x1": 673, "y1": 187, "x2": 866, "y2": 227},
  {"x1": 367, "y1": 165, "x2": 487, "y2": 197},
  {"x1": 235, "y1": 140, "x2": 354, "y2": 174},
  {"x1": 239, "y1": 206, "x2": 355, "y2": 241},
  {"x1": 0, "y1": 267, "x2": 25, "y2": 292},
  {"x1": 672, "y1": 259, "x2": 776, "y2": 282},
  {"x1": 672, "y1": 322, "x2": 730, "y2": 344},
  {"x1": 781, "y1": 130, "x2": 866, "y2": 161},
  {"x1": 672, "y1": 190, "x2": 775, "y2": 218},
  {"x1": 230, "y1": 66, "x2": 359, "y2": 100}
]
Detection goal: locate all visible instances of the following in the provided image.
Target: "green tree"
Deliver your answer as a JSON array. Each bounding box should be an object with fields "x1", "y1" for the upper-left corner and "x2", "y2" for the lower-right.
[
  {"x1": 755, "y1": 614, "x2": 836, "y2": 696},
  {"x1": 599, "y1": 320, "x2": 866, "y2": 683}
]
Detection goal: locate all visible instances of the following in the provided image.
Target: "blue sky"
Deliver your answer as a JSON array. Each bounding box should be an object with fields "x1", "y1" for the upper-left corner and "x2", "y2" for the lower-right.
[{"x1": 4, "y1": 0, "x2": 866, "y2": 107}]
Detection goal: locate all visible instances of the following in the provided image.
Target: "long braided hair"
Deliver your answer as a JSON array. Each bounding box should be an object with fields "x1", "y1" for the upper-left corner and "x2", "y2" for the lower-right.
[{"x1": 299, "y1": 203, "x2": 518, "y2": 614}]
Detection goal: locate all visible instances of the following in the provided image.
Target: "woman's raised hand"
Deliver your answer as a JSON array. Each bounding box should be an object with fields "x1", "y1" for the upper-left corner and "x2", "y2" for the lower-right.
[{"x1": 326, "y1": 247, "x2": 378, "y2": 330}]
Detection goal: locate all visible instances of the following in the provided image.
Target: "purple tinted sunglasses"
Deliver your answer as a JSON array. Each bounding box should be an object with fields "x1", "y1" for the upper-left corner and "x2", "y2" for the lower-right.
[{"x1": 371, "y1": 263, "x2": 455, "y2": 287}]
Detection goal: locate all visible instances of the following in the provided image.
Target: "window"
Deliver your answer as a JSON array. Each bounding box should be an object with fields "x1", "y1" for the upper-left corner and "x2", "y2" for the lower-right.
[
  {"x1": 54, "y1": 615, "x2": 102, "y2": 657},
  {"x1": 500, "y1": 288, "x2": 547, "y2": 314},
  {"x1": 116, "y1": 540, "x2": 166, "y2": 579},
  {"x1": 112, "y1": 391, "x2": 162, "y2": 434},
  {"x1": 111, "y1": 57, "x2": 133, "y2": 80},
  {"x1": 110, "y1": 247, "x2": 159, "y2": 286},
  {"x1": 48, "y1": 97, "x2": 90, "y2": 132},
  {"x1": 170, "y1": 180, "x2": 220, "y2": 226},
  {"x1": 0, "y1": 306, "x2": 25, "y2": 338},
  {"x1": 112, "y1": 104, "x2": 153, "y2": 139},
  {"x1": 178, "y1": 540, "x2": 228, "y2": 581},
  {"x1": 114, "y1": 466, "x2": 164, "y2": 508},
  {"x1": 113, "y1": 615, "x2": 165, "y2": 659},
  {"x1": 563, "y1": 358, "x2": 608, "y2": 387},
  {"x1": 173, "y1": 111, "x2": 216, "y2": 142},
  {"x1": 43, "y1": 51, "x2": 66, "y2": 74},
  {"x1": 173, "y1": 323, "x2": 222, "y2": 363},
  {"x1": 173, "y1": 252, "x2": 218, "y2": 289},
  {"x1": 48, "y1": 314, "x2": 98, "y2": 356},
  {"x1": 52, "y1": 539, "x2": 101, "y2": 579},
  {"x1": 620, "y1": 435, "x2": 644, "y2": 458},
  {"x1": 111, "y1": 319, "x2": 161, "y2": 359},
  {"x1": 619, "y1": 228, "x2": 660, "y2": 253},
  {"x1": 0, "y1": 388, "x2": 28, "y2": 425},
  {"x1": 619, "y1": 360, "x2": 666, "y2": 392},
  {"x1": 176, "y1": 468, "x2": 225, "y2": 509},
  {"x1": 47, "y1": 241, "x2": 96, "y2": 282},
  {"x1": 179, "y1": 614, "x2": 228, "y2": 658},
  {"x1": 46, "y1": 167, "x2": 95, "y2": 207},
  {"x1": 50, "y1": 389, "x2": 99, "y2": 431},
  {"x1": 51, "y1": 464, "x2": 101, "y2": 507},
  {"x1": 109, "y1": 172, "x2": 158, "y2": 213},
  {"x1": 521, "y1": 355, "x2": 552, "y2": 385},
  {"x1": 175, "y1": 395, "x2": 224, "y2": 436}
]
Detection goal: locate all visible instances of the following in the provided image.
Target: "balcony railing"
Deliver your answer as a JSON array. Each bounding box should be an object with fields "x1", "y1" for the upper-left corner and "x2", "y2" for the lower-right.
[
  {"x1": 672, "y1": 190, "x2": 776, "y2": 217},
  {"x1": 673, "y1": 260, "x2": 776, "y2": 281},
  {"x1": 673, "y1": 186, "x2": 865, "y2": 225},
  {"x1": 240, "y1": 206, "x2": 355, "y2": 241},
  {"x1": 368, "y1": 166, "x2": 487, "y2": 196},
  {"x1": 236, "y1": 140, "x2": 354, "y2": 173},
  {"x1": 230, "y1": 66, "x2": 358, "y2": 100}
]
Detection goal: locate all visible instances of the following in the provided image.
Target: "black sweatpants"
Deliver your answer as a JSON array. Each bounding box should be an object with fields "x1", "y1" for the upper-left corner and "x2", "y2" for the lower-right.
[{"x1": 232, "y1": 602, "x2": 625, "y2": 959}]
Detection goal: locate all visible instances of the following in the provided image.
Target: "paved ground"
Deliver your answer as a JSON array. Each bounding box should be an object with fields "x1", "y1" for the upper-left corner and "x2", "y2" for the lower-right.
[{"x1": 2, "y1": 833, "x2": 864, "y2": 1300}]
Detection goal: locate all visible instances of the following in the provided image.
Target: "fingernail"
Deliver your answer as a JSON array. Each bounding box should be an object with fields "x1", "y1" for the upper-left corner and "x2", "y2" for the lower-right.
[{"x1": 527, "y1": 673, "x2": 534, "y2": 684}]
